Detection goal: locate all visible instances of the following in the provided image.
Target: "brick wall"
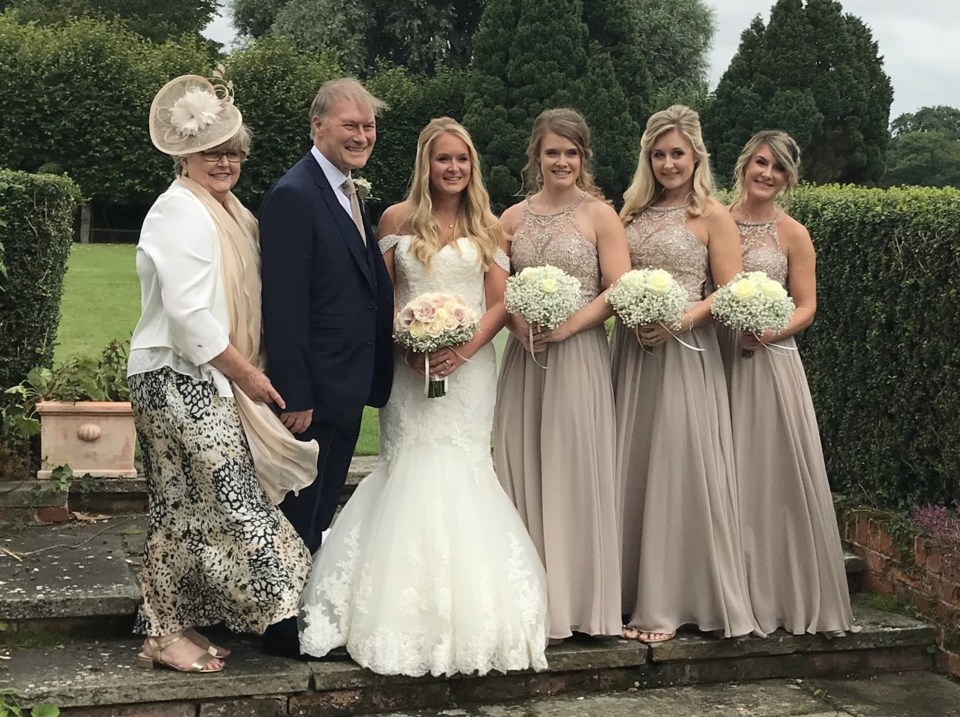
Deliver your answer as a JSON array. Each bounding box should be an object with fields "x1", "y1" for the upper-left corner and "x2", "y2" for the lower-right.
[{"x1": 843, "y1": 511, "x2": 960, "y2": 678}]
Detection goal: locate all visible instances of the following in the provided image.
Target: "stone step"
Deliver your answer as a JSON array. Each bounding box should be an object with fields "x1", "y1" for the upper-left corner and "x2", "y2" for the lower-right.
[
  {"x1": 0, "y1": 522, "x2": 872, "y2": 638},
  {"x1": 0, "y1": 518, "x2": 143, "y2": 637},
  {"x1": 344, "y1": 673, "x2": 960, "y2": 717},
  {"x1": 0, "y1": 597, "x2": 936, "y2": 716}
]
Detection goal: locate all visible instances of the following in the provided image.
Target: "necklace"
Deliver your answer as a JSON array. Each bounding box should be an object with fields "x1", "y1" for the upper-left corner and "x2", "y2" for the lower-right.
[{"x1": 435, "y1": 214, "x2": 457, "y2": 230}]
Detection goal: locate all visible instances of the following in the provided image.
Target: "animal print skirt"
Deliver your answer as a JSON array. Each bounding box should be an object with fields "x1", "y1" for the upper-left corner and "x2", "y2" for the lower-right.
[{"x1": 129, "y1": 367, "x2": 311, "y2": 637}]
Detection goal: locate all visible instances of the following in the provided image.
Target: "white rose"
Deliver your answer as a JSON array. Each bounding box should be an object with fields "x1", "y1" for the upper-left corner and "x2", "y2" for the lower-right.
[
  {"x1": 760, "y1": 279, "x2": 787, "y2": 300},
  {"x1": 646, "y1": 269, "x2": 673, "y2": 296},
  {"x1": 731, "y1": 278, "x2": 758, "y2": 301}
]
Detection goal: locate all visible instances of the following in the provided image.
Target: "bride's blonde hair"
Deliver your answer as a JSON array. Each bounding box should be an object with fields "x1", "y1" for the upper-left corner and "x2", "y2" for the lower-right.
[{"x1": 406, "y1": 118, "x2": 499, "y2": 270}]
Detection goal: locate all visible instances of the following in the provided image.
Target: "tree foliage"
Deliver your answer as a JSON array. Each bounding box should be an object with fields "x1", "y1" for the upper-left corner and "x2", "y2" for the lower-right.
[
  {"x1": 582, "y1": 43, "x2": 642, "y2": 199},
  {"x1": 628, "y1": 0, "x2": 714, "y2": 108},
  {"x1": 881, "y1": 134, "x2": 960, "y2": 189},
  {"x1": 582, "y1": 0, "x2": 652, "y2": 121},
  {"x1": 891, "y1": 105, "x2": 960, "y2": 140},
  {"x1": 464, "y1": 0, "x2": 589, "y2": 208},
  {"x1": 228, "y1": 35, "x2": 342, "y2": 207},
  {"x1": 230, "y1": 0, "x2": 483, "y2": 76},
  {"x1": 231, "y1": 0, "x2": 287, "y2": 39},
  {"x1": 703, "y1": 0, "x2": 892, "y2": 186},
  {"x1": 881, "y1": 105, "x2": 960, "y2": 188},
  {"x1": 5, "y1": 0, "x2": 218, "y2": 42}
]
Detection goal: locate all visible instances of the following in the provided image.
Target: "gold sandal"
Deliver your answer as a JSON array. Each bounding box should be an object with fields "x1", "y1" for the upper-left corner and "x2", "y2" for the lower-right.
[
  {"x1": 184, "y1": 628, "x2": 231, "y2": 658},
  {"x1": 137, "y1": 634, "x2": 225, "y2": 673}
]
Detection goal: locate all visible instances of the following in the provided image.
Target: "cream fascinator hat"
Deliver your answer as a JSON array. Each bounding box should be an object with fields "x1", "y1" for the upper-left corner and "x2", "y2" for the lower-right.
[{"x1": 149, "y1": 66, "x2": 242, "y2": 156}]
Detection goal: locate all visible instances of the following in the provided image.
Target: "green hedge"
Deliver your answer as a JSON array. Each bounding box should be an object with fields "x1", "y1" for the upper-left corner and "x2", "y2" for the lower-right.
[
  {"x1": 0, "y1": 169, "x2": 82, "y2": 389},
  {"x1": 0, "y1": 15, "x2": 215, "y2": 207},
  {"x1": 792, "y1": 184, "x2": 960, "y2": 509}
]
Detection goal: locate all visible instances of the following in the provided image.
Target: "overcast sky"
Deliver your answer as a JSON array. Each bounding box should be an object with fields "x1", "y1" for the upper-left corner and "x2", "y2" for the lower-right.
[
  {"x1": 204, "y1": 0, "x2": 958, "y2": 121},
  {"x1": 711, "y1": 0, "x2": 959, "y2": 119}
]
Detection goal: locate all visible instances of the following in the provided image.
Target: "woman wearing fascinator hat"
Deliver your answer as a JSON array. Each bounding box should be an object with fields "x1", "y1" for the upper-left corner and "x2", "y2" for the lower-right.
[{"x1": 127, "y1": 69, "x2": 314, "y2": 672}]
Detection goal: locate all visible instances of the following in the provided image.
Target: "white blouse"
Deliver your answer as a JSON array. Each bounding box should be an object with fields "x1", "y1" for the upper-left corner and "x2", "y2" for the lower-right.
[{"x1": 127, "y1": 182, "x2": 232, "y2": 396}]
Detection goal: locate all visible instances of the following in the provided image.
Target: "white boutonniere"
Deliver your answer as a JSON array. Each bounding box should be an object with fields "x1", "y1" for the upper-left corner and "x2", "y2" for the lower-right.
[{"x1": 353, "y1": 177, "x2": 375, "y2": 201}]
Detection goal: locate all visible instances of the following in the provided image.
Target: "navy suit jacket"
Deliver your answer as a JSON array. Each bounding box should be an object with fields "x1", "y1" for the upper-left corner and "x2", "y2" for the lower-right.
[{"x1": 259, "y1": 152, "x2": 394, "y2": 427}]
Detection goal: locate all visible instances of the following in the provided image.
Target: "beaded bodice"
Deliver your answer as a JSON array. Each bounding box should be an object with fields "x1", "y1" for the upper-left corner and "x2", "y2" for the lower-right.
[
  {"x1": 625, "y1": 205, "x2": 708, "y2": 302},
  {"x1": 509, "y1": 195, "x2": 601, "y2": 303},
  {"x1": 737, "y1": 219, "x2": 788, "y2": 286}
]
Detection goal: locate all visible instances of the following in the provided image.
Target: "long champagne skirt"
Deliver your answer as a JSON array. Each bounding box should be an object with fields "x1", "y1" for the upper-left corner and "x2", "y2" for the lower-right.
[
  {"x1": 611, "y1": 321, "x2": 759, "y2": 637},
  {"x1": 494, "y1": 325, "x2": 622, "y2": 639},
  {"x1": 719, "y1": 328, "x2": 854, "y2": 635}
]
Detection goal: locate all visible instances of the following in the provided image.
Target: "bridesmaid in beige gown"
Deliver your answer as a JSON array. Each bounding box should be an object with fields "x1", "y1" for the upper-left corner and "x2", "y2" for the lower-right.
[
  {"x1": 721, "y1": 131, "x2": 855, "y2": 636},
  {"x1": 494, "y1": 108, "x2": 630, "y2": 641},
  {"x1": 613, "y1": 105, "x2": 759, "y2": 644}
]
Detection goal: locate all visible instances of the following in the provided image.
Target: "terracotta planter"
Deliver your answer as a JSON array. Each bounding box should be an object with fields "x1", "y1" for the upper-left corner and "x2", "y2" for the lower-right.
[{"x1": 35, "y1": 401, "x2": 137, "y2": 479}]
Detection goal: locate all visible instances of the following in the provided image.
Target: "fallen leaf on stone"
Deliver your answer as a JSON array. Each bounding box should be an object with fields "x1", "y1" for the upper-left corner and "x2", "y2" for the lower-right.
[{"x1": 70, "y1": 511, "x2": 109, "y2": 522}]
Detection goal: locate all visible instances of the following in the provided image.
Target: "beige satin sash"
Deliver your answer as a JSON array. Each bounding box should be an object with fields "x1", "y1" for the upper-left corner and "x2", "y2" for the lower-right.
[{"x1": 177, "y1": 177, "x2": 318, "y2": 505}]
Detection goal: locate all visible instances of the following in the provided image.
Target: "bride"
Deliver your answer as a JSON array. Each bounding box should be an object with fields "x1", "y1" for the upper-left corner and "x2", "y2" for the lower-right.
[{"x1": 299, "y1": 117, "x2": 549, "y2": 676}]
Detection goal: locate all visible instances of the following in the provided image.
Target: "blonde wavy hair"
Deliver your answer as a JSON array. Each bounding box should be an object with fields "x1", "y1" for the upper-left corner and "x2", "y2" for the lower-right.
[
  {"x1": 731, "y1": 130, "x2": 801, "y2": 206},
  {"x1": 522, "y1": 108, "x2": 605, "y2": 200},
  {"x1": 405, "y1": 117, "x2": 499, "y2": 270},
  {"x1": 620, "y1": 105, "x2": 714, "y2": 224}
]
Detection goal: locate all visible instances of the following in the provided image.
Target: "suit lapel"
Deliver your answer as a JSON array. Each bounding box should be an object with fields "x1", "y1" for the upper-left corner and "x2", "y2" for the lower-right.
[{"x1": 305, "y1": 157, "x2": 376, "y2": 291}]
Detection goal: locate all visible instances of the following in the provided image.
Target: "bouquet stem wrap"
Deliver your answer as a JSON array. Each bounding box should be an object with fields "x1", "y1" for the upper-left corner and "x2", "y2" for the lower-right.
[{"x1": 423, "y1": 353, "x2": 448, "y2": 398}]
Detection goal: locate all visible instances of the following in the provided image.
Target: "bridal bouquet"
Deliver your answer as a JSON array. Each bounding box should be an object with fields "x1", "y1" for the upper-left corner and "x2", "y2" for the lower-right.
[
  {"x1": 504, "y1": 264, "x2": 583, "y2": 331},
  {"x1": 606, "y1": 268, "x2": 687, "y2": 329},
  {"x1": 711, "y1": 271, "x2": 795, "y2": 358},
  {"x1": 394, "y1": 292, "x2": 479, "y2": 397}
]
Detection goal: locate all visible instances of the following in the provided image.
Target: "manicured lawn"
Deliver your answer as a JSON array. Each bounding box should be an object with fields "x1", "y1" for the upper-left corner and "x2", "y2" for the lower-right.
[{"x1": 55, "y1": 244, "x2": 141, "y2": 362}]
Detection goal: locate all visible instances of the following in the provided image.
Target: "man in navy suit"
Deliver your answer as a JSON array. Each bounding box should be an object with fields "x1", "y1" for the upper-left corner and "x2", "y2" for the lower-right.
[{"x1": 259, "y1": 78, "x2": 394, "y2": 656}]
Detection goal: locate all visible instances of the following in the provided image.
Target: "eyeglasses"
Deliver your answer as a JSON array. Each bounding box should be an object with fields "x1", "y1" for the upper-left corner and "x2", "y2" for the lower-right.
[{"x1": 201, "y1": 150, "x2": 245, "y2": 163}]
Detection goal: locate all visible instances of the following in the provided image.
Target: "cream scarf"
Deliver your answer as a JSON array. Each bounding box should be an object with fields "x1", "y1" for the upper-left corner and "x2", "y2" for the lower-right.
[{"x1": 177, "y1": 176, "x2": 317, "y2": 505}]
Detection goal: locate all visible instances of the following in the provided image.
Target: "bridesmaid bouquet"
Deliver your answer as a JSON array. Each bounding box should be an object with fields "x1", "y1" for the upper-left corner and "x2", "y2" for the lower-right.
[
  {"x1": 394, "y1": 293, "x2": 479, "y2": 397},
  {"x1": 712, "y1": 271, "x2": 795, "y2": 358},
  {"x1": 606, "y1": 268, "x2": 687, "y2": 329},
  {"x1": 504, "y1": 265, "x2": 583, "y2": 366},
  {"x1": 504, "y1": 264, "x2": 583, "y2": 330}
]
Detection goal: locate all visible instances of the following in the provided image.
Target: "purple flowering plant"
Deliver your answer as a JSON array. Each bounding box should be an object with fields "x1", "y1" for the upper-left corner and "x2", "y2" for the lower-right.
[{"x1": 911, "y1": 502, "x2": 960, "y2": 572}]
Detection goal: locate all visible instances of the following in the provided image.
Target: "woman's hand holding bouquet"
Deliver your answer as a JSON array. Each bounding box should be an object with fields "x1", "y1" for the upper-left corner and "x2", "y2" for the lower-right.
[{"x1": 394, "y1": 293, "x2": 479, "y2": 397}]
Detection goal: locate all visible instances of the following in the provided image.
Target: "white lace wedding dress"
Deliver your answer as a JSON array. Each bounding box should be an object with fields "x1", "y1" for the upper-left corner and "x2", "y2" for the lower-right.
[{"x1": 299, "y1": 235, "x2": 549, "y2": 676}]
